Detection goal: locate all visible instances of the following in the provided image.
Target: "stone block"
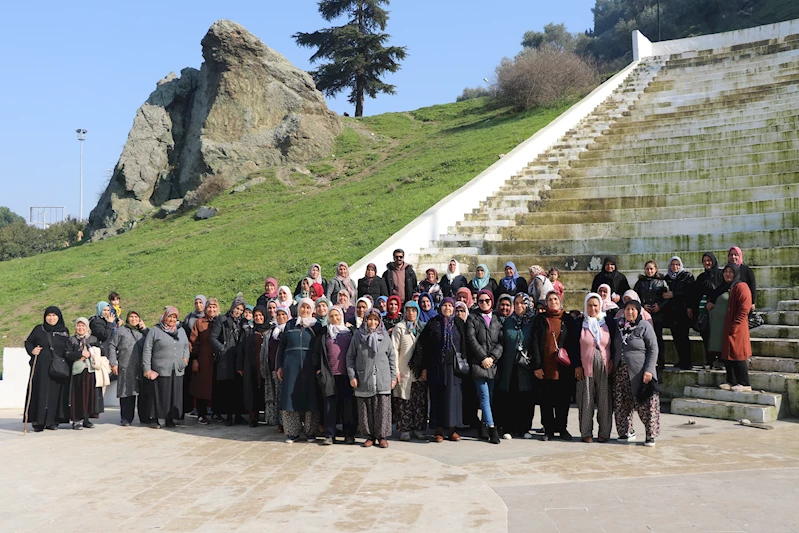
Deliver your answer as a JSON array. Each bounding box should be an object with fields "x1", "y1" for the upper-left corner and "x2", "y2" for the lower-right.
[{"x1": 670, "y1": 397, "x2": 778, "y2": 423}]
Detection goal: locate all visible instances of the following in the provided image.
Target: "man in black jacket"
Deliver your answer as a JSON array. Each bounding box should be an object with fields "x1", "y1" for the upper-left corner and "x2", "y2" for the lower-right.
[{"x1": 382, "y1": 249, "x2": 417, "y2": 305}]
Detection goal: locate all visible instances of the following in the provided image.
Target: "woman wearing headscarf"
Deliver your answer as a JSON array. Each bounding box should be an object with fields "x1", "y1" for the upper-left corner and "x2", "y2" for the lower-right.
[
  {"x1": 495, "y1": 294, "x2": 514, "y2": 323},
  {"x1": 314, "y1": 306, "x2": 357, "y2": 445},
  {"x1": 336, "y1": 290, "x2": 356, "y2": 323},
  {"x1": 439, "y1": 259, "x2": 468, "y2": 298},
  {"x1": 327, "y1": 262, "x2": 357, "y2": 303},
  {"x1": 382, "y1": 295, "x2": 403, "y2": 333},
  {"x1": 465, "y1": 289, "x2": 504, "y2": 444},
  {"x1": 189, "y1": 298, "x2": 219, "y2": 425},
  {"x1": 531, "y1": 291, "x2": 576, "y2": 441},
  {"x1": 376, "y1": 295, "x2": 389, "y2": 315},
  {"x1": 314, "y1": 297, "x2": 332, "y2": 327},
  {"x1": 691, "y1": 253, "x2": 724, "y2": 368},
  {"x1": 24, "y1": 307, "x2": 72, "y2": 431},
  {"x1": 527, "y1": 265, "x2": 555, "y2": 310},
  {"x1": 456, "y1": 287, "x2": 474, "y2": 311},
  {"x1": 66, "y1": 317, "x2": 105, "y2": 429},
  {"x1": 89, "y1": 300, "x2": 117, "y2": 350},
  {"x1": 349, "y1": 297, "x2": 371, "y2": 328},
  {"x1": 347, "y1": 307, "x2": 397, "y2": 448},
  {"x1": 613, "y1": 299, "x2": 660, "y2": 446},
  {"x1": 721, "y1": 263, "x2": 753, "y2": 392},
  {"x1": 573, "y1": 293, "x2": 618, "y2": 443},
  {"x1": 707, "y1": 264, "x2": 753, "y2": 391},
  {"x1": 591, "y1": 257, "x2": 631, "y2": 303},
  {"x1": 661, "y1": 257, "x2": 696, "y2": 370},
  {"x1": 256, "y1": 277, "x2": 279, "y2": 308},
  {"x1": 358, "y1": 262, "x2": 389, "y2": 301},
  {"x1": 419, "y1": 297, "x2": 464, "y2": 442},
  {"x1": 265, "y1": 300, "x2": 278, "y2": 327},
  {"x1": 238, "y1": 306, "x2": 269, "y2": 427},
  {"x1": 310, "y1": 283, "x2": 325, "y2": 302},
  {"x1": 726, "y1": 246, "x2": 756, "y2": 306},
  {"x1": 418, "y1": 292, "x2": 438, "y2": 323},
  {"x1": 418, "y1": 268, "x2": 443, "y2": 307},
  {"x1": 454, "y1": 301, "x2": 470, "y2": 322},
  {"x1": 181, "y1": 295, "x2": 207, "y2": 337},
  {"x1": 495, "y1": 293, "x2": 535, "y2": 439},
  {"x1": 468, "y1": 264, "x2": 498, "y2": 301},
  {"x1": 142, "y1": 306, "x2": 190, "y2": 428},
  {"x1": 613, "y1": 291, "x2": 653, "y2": 325},
  {"x1": 295, "y1": 277, "x2": 313, "y2": 301},
  {"x1": 597, "y1": 284, "x2": 619, "y2": 313},
  {"x1": 210, "y1": 296, "x2": 247, "y2": 426},
  {"x1": 393, "y1": 301, "x2": 428, "y2": 441},
  {"x1": 275, "y1": 286, "x2": 295, "y2": 316},
  {"x1": 277, "y1": 298, "x2": 322, "y2": 443},
  {"x1": 262, "y1": 306, "x2": 290, "y2": 429},
  {"x1": 109, "y1": 311, "x2": 148, "y2": 426},
  {"x1": 634, "y1": 260, "x2": 669, "y2": 371},
  {"x1": 295, "y1": 263, "x2": 327, "y2": 296},
  {"x1": 495, "y1": 261, "x2": 528, "y2": 303}
]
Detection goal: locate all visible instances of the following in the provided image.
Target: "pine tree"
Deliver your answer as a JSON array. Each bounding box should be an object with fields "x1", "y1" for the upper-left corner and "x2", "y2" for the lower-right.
[{"x1": 294, "y1": 0, "x2": 407, "y2": 117}]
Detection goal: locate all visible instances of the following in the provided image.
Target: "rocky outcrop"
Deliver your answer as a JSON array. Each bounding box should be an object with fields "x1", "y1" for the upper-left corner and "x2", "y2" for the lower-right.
[{"x1": 89, "y1": 20, "x2": 341, "y2": 239}]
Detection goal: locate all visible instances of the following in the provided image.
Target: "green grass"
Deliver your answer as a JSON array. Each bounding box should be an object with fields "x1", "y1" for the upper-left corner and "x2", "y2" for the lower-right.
[{"x1": 0, "y1": 97, "x2": 576, "y2": 350}]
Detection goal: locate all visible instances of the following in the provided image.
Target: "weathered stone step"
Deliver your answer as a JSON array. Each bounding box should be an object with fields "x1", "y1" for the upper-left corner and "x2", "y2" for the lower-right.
[
  {"x1": 749, "y1": 356, "x2": 799, "y2": 373},
  {"x1": 649, "y1": 54, "x2": 799, "y2": 88},
  {"x1": 662, "y1": 39, "x2": 799, "y2": 69},
  {"x1": 605, "y1": 102, "x2": 799, "y2": 132},
  {"x1": 643, "y1": 72, "x2": 799, "y2": 103},
  {"x1": 750, "y1": 325, "x2": 799, "y2": 339},
  {"x1": 591, "y1": 119, "x2": 799, "y2": 146},
  {"x1": 598, "y1": 113, "x2": 799, "y2": 141},
  {"x1": 638, "y1": 81, "x2": 799, "y2": 115},
  {"x1": 661, "y1": 335, "x2": 799, "y2": 360},
  {"x1": 560, "y1": 157, "x2": 798, "y2": 181},
  {"x1": 778, "y1": 300, "x2": 799, "y2": 311},
  {"x1": 683, "y1": 385, "x2": 783, "y2": 408},
  {"x1": 764, "y1": 310, "x2": 799, "y2": 326},
  {"x1": 670, "y1": 397, "x2": 779, "y2": 423}
]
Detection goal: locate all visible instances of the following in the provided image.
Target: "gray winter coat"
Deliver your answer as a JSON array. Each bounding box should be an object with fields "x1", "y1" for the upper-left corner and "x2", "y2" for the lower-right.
[
  {"x1": 613, "y1": 319, "x2": 659, "y2": 398},
  {"x1": 108, "y1": 325, "x2": 148, "y2": 397},
  {"x1": 346, "y1": 328, "x2": 397, "y2": 398},
  {"x1": 142, "y1": 326, "x2": 189, "y2": 377},
  {"x1": 326, "y1": 277, "x2": 357, "y2": 303},
  {"x1": 465, "y1": 311, "x2": 503, "y2": 380}
]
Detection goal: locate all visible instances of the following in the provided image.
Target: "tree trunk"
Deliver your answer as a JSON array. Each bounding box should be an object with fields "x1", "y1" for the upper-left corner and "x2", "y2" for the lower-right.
[{"x1": 355, "y1": 75, "x2": 364, "y2": 117}]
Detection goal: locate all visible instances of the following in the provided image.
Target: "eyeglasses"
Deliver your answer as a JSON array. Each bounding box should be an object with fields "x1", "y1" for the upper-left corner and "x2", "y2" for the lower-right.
[
  {"x1": 394, "y1": 255, "x2": 404, "y2": 260},
  {"x1": 478, "y1": 298, "x2": 491, "y2": 303}
]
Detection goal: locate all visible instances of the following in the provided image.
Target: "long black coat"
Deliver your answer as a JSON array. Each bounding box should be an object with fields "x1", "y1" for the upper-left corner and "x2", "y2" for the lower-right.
[
  {"x1": 419, "y1": 315, "x2": 465, "y2": 385},
  {"x1": 237, "y1": 328, "x2": 266, "y2": 411},
  {"x1": 494, "y1": 277, "x2": 529, "y2": 304},
  {"x1": 24, "y1": 325, "x2": 72, "y2": 427},
  {"x1": 89, "y1": 316, "x2": 116, "y2": 355},
  {"x1": 358, "y1": 276, "x2": 389, "y2": 301},
  {"x1": 465, "y1": 311, "x2": 503, "y2": 380},
  {"x1": 211, "y1": 314, "x2": 244, "y2": 381},
  {"x1": 439, "y1": 274, "x2": 468, "y2": 298},
  {"x1": 662, "y1": 271, "x2": 695, "y2": 319},
  {"x1": 468, "y1": 278, "x2": 499, "y2": 300},
  {"x1": 591, "y1": 257, "x2": 631, "y2": 296}
]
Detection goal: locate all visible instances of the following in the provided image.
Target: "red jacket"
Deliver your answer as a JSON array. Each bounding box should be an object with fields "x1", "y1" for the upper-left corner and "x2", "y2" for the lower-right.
[{"x1": 722, "y1": 283, "x2": 752, "y2": 361}]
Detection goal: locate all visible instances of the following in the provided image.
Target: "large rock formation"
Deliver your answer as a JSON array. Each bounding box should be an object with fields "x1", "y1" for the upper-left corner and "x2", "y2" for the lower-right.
[{"x1": 89, "y1": 20, "x2": 341, "y2": 238}]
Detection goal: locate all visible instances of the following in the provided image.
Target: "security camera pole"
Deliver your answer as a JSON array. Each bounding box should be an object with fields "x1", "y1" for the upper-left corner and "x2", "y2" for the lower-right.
[{"x1": 76, "y1": 129, "x2": 87, "y2": 221}]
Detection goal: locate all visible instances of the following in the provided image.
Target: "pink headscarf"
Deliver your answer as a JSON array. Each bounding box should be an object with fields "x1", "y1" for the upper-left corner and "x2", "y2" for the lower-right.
[
  {"x1": 728, "y1": 246, "x2": 743, "y2": 266},
  {"x1": 263, "y1": 277, "x2": 278, "y2": 298},
  {"x1": 456, "y1": 287, "x2": 474, "y2": 308},
  {"x1": 597, "y1": 284, "x2": 618, "y2": 312},
  {"x1": 335, "y1": 262, "x2": 357, "y2": 300},
  {"x1": 160, "y1": 306, "x2": 179, "y2": 333}
]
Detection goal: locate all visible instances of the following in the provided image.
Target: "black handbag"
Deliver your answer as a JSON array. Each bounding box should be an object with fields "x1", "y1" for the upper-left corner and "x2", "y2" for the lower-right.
[
  {"x1": 516, "y1": 345, "x2": 532, "y2": 370},
  {"x1": 694, "y1": 311, "x2": 709, "y2": 333},
  {"x1": 47, "y1": 334, "x2": 71, "y2": 380},
  {"x1": 453, "y1": 350, "x2": 470, "y2": 378},
  {"x1": 748, "y1": 310, "x2": 764, "y2": 329}
]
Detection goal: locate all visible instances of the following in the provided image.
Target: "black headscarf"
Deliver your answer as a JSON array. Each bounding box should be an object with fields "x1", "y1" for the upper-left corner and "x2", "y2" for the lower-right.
[
  {"x1": 619, "y1": 300, "x2": 643, "y2": 345},
  {"x1": 701, "y1": 252, "x2": 723, "y2": 290},
  {"x1": 42, "y1": 306, "x2": 68, "y2": 334},
  {"x1": 252, "y1": 305, "x2": 271, "y2": 333},
  {"x1": 711, "y1": 262, "x2": 742, "y2": 299}
]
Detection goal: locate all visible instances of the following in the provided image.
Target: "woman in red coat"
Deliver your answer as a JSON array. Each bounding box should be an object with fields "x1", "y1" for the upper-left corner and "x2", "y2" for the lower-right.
[
  {"x1": 189, "y1": 298, "x2": 220, "y2": 424},
  {"x1": 721, "y1": 263, "x2": 752, "y2": 392}
]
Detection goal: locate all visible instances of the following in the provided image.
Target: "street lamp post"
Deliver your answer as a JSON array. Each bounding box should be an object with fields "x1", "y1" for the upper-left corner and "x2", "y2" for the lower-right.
[{"x1": 76, "y1": 129, "x2": 87, "y2": 221}]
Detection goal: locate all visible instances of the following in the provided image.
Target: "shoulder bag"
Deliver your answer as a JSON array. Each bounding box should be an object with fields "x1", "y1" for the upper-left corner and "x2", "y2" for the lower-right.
[
  {"x1": 547, "y1": 318, "x2": 570, "y2": 366},
  {"x1": 47, "y1": 333, "x2": 71, "y2": 380}
]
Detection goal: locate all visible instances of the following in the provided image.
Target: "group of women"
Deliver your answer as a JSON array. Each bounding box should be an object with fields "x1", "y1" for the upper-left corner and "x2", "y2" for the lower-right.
[{"x1": 23, "y1": 247, "x2": 754, "y2": 448}]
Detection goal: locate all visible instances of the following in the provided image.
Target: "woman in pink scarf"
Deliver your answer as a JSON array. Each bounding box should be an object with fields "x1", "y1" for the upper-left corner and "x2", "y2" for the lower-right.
[{"x1": 327, "y1": 262, "x2": 357, "y2": 303}]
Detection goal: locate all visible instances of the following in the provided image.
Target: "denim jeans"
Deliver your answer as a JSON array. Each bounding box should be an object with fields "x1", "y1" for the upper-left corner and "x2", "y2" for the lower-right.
[{"x1": 473, "y1": 377, "x2": 496, "y2": 427}]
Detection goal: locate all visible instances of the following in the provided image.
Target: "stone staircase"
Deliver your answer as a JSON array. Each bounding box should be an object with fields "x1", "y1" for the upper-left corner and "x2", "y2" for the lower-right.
[{"x1": 412, "y1": 33, "x2": 799, "y2": 421}]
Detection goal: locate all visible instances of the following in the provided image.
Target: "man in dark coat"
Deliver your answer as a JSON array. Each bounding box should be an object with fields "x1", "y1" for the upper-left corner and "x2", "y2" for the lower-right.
[{"x1": 382, "y1": 249, "x2": 418, "y2": 305}]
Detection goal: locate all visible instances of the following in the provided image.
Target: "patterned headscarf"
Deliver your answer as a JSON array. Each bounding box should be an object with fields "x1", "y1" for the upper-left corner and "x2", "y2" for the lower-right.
[
  {"x1": 160, "y1": 306, "x2": 179, "y2": 334},
  {"x1": 360, "y1": 308, "x2": 385, "y2": 353}
]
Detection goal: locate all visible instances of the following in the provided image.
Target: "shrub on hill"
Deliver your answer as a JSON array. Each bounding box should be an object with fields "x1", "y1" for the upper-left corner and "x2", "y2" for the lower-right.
[{"x1": 0, "y1": 218, "x2": 85, "y2": 262}]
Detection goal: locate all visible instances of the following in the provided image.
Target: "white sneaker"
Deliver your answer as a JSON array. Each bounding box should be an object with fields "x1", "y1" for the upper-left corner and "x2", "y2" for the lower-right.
[
  {"x1": 719, "y1": 383, "x2": 732, "y2": 390},
  {"x1": 502, "y1": 433, "x2": 513, "y2": 440},
  {"x1": 399, "y1": 431, "x2": 411, "y2": 441},
  {"x1": 523, "y1": 432, "x2": 534, "y2": 439},
  {"x1": 644, "y1": 438, "x2": 656, "y2": 447},
  {"x1": 618, "y1": 432, "x2": 636, "y2": 442}
]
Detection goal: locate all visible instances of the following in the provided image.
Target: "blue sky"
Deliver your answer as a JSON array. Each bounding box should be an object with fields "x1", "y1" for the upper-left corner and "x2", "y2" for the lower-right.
[{"x1": 0, "y1": 0, "x2": 596, "y2": 220}]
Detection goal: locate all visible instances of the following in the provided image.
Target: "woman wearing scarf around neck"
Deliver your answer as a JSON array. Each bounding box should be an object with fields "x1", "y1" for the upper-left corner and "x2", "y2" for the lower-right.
[
  {"x1": 273, "y1": 285, "x2": 295, "y2": 317},
  {"x1": 527, "y1": 265, "x2": 555, "y2": 310},
  {"x1": 419, "y1": 297, "x2": 465, "y2": 442},
  {"x1": 295, "y1": 263, "x2": 327, "y2": 296},
  {"x1": 109, "y1": 311, "x2": 149, "y2": 426},
  {"x1": 465, "y1": 289, "x2": 504, "y2": 444},
  {"x1": 418, "y1": 292, "x2": 438, "y2": 323},
  {"x1": 418, "y1": 268, "x2": 443, "y2": 307},
  {"x1": 634, "y1": 260, "x2": 669, "y2": 370},
  {"x1": 326, "y1": 262, "x2": 357, "y2": 303},
  {"x1": 310, "y1": 283, "x2": 325, "y2": 302},
  {"x1": 349, "y1": 297, "x2": 371, "y2": 328},
  {"x1": 188, "y1": 298, "x2": 219, "y2": 425},
  {"x1": 495, "y1": 261, "x2": 528, "y2": 303},
  {"x1": 382, "y1": 295, "x2": 403, "y2": 333},
  {"x1": 612, "y1": 300, "x2": 660, "y2": 446},
  {"x1": 142, "y1": 306, "x2": 190, "y2": 428},
  {"x1": 613, "y1": 290, "x2": 653, "y2": 324},
  {"x1": 591, "y1": 257, "x2": 631, "y2": 304},
  {"x1": 495, "y1": 294, "x2": 536, "y2": 439},
  {"x1": 457, "y1": 285, "x2": 481, "y2": 433},
  {"x1": 210, "y1": 297, "x2": 247, "y2": 426},
  {"x1": 314, "y1": 297, "x2": 332, "y2": 327},
  {"x1": 357, "y1": 262, "x2": 389, "y2": 301},
  {"x1": 256, "y1": 277, "x2": 279, "y2": 308},
  {"x1": 295, "y1": 277, "x2": 313, "y2": 301},
  {"x1": 346, "y1": 308, "x2": 397, "y2": 448},
  {"x1": 531, "y1": 291, "x2": 576, "y2": 441},
  {"x1": 277, "y1": 298, "x2": 322, "y2": 443},
  {"x1": 336, "y1": 290, "x2": 357, "y2": 323},
  {"x1": 708, "y1": 263, "x2": 753, "y2": 391},
  {"x1": 456, "y1": 287, "x2": 475, "y2": 311},
  {"x1": 314, "y1": 306, "x2": 357, "y2": 445},
  {"x1": 573, "y1": 293, "x2": 618, "y2": 443},
  {"x1": 726, "y1": 246, "x2": 756, "y2": 306},
  {"x1": 238, "y1": 306, "x2": 270, "y2": 427},
  {"x1": 690, "y1": 253, "x2": 724, "y2": 369},
  {"x1": 597, "y1": 284, "x2": 619, "y2": 313},
  {"x1": 468, "y1": 264, "x2": 498, "y2": 301},
  {"x1": 262, "y1": 306, "x2": 291, "y2": 429},
  {"x1": 661, "y1": 256, "x2": 696, "y2": 370},
  {"x1": 454, "y1": 301, "x2": 469, "y2": 322},
  {"x1": 66, "y1": 317, "x2": 105, "y2": 430},
  {"x1": 393, "y1": 301, "x2": 429, "y2": 441},
  {"x1": 376, "y1": 295, "x2": 389, "y2": 315},
  {"x1": 495, "y1": 294, "x2": 514, "y2": 322},
  {"x1": 24, "y1": 306, "x2": 72, "y2": 431},
  {"x1": 439, "y1": 259, "x2": 468, "y2": 298}
]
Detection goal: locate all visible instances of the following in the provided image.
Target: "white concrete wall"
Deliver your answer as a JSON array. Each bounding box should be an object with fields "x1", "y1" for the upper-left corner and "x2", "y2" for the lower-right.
[
  {"x1": 641, "y1": 17, "x2": 799, "y2": 58},
  {"x1": 349, "y1": 60, "x2": 642, "y2": 280},
  {"x1": 1, "y1": 347, "x2": 119, "y2": 409}
]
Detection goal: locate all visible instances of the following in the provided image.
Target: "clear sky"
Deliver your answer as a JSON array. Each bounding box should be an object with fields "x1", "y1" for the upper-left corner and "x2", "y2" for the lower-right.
[{"x1": 0, "y1": 0, "x2": 596, "y2": 220}]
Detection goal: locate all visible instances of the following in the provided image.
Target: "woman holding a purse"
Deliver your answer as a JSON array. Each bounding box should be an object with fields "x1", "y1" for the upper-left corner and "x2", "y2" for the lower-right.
[{"x1": 531, "y1": 291, "x2": 576, "y2": 441}]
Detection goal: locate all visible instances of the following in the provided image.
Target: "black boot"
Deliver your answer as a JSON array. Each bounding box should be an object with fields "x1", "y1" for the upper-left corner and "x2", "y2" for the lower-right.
[
  {"x1": 477, "y1": 422, "x2": 487, "y2": 440},
  {"x1": 488, "y1": 426, "x2": 501, "y2": 444}
]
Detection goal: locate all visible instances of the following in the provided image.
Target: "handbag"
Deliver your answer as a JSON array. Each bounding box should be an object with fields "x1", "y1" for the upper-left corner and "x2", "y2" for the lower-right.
[
  {"x1": 453, "y1": 350, "x2": 470, "y2": 378},
  {"x1": 47, "y1": 333, "x2": 71, "y2": 380},
  {"x1": 516, "y1": 344, "x2": 532, "y2": 370},
  {"x1": 547, "y1": 318, "x2": 570, "y2": 366},
  {"x1": 748, "y1": 310, "x2": 764, "y2": 329},
  {"x1": 694, "y1": 311, "x2": 709, "y2": 333}
]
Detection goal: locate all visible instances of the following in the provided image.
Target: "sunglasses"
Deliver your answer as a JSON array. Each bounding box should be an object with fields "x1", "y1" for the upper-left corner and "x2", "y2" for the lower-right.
[
  {"x1": 394, "y1": 255, "x2": 404, "y2": 259},
  {"x1": 478, "y1": 298, "x2": 491, "y2": 303}
]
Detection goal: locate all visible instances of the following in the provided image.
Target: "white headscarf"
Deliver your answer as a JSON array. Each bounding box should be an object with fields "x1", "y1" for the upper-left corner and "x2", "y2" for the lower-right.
[
  {"x1": 327, "y1": 306, "x2": 351, "y2": 340},
  {"x1": 277, "y1": 286, "x2": 294, "y2": 308},
  {"x1": 295, "y1": 297, "x2": 317, "y2": 327},
  {"x1": 446, "y1": 259, "x2": 460, "y2": 282},
  {"x1": 308, "y1": 263, "x2": 324, "y2": 286},
  {"x1": 582, "y1": 292, "x2": 606, "y2": 348},
  {"x1": 666, "y1": 256, "x2": 684, "y2": 280}
]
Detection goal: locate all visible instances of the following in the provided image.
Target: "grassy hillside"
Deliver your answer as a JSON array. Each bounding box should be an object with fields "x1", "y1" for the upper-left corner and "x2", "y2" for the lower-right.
[{"x1": 0, "y1": 97, "x2": 576, "y2": 349}]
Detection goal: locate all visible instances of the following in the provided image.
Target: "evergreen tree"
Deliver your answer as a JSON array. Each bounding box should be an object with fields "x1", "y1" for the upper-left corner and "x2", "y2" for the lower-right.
[{"x1": 294, "y1": 0, "x2": 407, "y2": 117}]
